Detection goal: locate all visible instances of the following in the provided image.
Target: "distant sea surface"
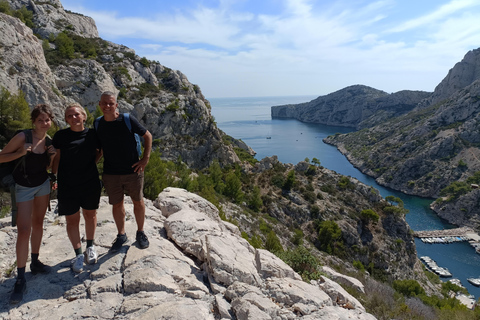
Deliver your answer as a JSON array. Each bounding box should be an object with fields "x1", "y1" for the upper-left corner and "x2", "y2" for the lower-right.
[{"x1": 209, "y1": 95, "x2": 480, "y2": 298}]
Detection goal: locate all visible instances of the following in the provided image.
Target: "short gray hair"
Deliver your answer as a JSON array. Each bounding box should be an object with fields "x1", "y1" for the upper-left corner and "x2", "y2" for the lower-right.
[{"x1": 101, "y1": 91, "x2": 117, "y2": 100}]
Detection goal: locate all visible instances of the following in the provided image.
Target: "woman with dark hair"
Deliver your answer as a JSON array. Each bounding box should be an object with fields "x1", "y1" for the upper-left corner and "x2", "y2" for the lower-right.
[
  {"x1": 52, "y1": 103, "x2": 101, "y2": 274},
  {"x1": 0, "y1": 104, "x2": 56, "y2": 304}
]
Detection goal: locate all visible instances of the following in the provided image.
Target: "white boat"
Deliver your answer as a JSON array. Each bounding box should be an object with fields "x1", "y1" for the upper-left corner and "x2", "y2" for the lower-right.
[{"x1": 467, "y1": 278, "x2": 480, "y2": 286}]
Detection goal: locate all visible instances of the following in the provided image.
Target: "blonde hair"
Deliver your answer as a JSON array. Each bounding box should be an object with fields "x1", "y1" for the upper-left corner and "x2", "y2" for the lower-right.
[{"x1": 64, "y1": 103, "x2": 87, "y2": 123}]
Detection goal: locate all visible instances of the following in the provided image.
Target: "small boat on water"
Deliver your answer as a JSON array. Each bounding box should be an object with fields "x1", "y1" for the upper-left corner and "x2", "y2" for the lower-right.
[
  {"x1": 420, "y1": 256, "x2": 452, "y2": 277},
  {"x1": 467, "y1": 278, "x2": 480, "y2": 286}
]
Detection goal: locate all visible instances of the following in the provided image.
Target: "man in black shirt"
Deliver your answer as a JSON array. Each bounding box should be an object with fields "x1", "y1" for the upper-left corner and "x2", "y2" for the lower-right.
[{"x1": 96, "y1": 91, "x2": 152, "y2": 251}]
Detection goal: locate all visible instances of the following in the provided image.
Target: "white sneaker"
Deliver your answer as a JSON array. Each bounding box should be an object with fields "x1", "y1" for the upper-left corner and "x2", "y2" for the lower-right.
[
  {"x1": 71, "y1": 253, "x2": 84, "y2": 273},
  {"x1": 84, "y1": 246, "x2": 97, "y2": 265}
]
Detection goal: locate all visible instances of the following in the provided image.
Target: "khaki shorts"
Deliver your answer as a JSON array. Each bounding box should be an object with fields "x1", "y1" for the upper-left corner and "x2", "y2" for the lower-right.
[{"x1": 102, "y1": 172, "x2": 144, "y2": 205}]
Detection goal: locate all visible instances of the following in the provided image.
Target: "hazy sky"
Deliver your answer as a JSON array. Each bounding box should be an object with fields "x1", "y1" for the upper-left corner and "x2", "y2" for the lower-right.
[{"x1": 60, "y1": 0, "x2": 480, "y2": 98}]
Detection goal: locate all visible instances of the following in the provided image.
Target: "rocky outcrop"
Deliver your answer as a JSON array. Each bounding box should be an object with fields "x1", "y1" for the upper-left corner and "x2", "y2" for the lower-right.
[
  {"x1": 6, "y1": 0, "x2": 99, "y2": 38},
  {"x1": 0, "y1": 12, "x2": 66, "y2": 120},
  {"x1": 0, "y1": 3, "x2": 238, "y2": 169},
  {"x1": 0, "y1": 188, "x2": 376, "y2": 319},
  {"x1": 271, "y1": 85, "x2": 430, "y2": 129},
  {"x1": 430, "y1": 190, "x2": 480, "y2": 231},
  {"x1": 425, "y1": 48, "x2": 480, "y2": 107}
]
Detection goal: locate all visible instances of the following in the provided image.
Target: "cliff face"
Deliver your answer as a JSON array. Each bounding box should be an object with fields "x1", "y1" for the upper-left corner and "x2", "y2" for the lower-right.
[
  {"x1": 324, "y1": 50, "x2": 480, "y2": 201},
  {"x1": 0, "y1": 188, "x2": 376, "y2": 320},
  {"x1": 0, "y1": 3, "x2": 238, "y2": 169},
  {"x1": 0, "y1": 13, "x2": 65, "y2": 119},
  {"x1": 271, "y1": 85, "x2": 430, "y2": 129},
  {"x1": 425, "y1": 48, "x2": 480, "y2": 107},
  {"x1": 430, "y1": 189, "x2": 480, "y2": 231}
]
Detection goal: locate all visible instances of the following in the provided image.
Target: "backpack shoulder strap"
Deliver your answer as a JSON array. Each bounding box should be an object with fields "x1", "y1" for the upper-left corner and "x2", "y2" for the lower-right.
[
  {"x1": 94, "y1": 116, "x2": 103, "y2": 131},
  {"x1": 23, "y1": 129, "x2": 33, "y2": 144},
  {"x1": 123, "y1": 113, "x2": 132, "y2": 132},
  {"x1": 45, "y1": 134, "x2": 52, "y2": 147}
]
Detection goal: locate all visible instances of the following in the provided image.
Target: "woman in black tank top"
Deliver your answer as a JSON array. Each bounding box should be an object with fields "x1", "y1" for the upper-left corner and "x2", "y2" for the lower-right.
[{"x1": 0, "y1": 104, "x2": 57, "y2": 304}]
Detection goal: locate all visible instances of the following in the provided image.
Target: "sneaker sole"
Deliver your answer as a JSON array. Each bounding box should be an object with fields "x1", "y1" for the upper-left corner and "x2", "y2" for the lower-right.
[{"x1": 137, "y1": 243, "x2": 149, "y2": 249}]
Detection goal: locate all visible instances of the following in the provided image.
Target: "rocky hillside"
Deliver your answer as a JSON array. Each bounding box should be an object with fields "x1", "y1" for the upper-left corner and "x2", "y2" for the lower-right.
[
  {"x1": 271, "y1": 85, "x2": 430, "y2": 129},
  {"x1": 0, "y1": 1, "x2": 238, "y2": 169},
  {"x1": 324, "y1": 49, "x2": 480, "y2": 200},
  {"x1": 0, "y1": 188, "x2": 376, "y2": 320},
  {"x1": 238, "y1": 156, "x2": 423, "y2": 283}
]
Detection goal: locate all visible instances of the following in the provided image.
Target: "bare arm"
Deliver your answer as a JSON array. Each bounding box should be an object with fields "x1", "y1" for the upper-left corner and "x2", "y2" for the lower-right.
[
  {"x1": 0, "y1": 132, "x2": 28, "y2": 163},
  {"x1": 95, "y1": 149, "x2": 103, "y2": 164},
  {"x1": 52, "y1": 149, "x2": 60, "y2": 174},
  {"x1": 132, "y1": 130, "x2": 152, "y2": 173}
]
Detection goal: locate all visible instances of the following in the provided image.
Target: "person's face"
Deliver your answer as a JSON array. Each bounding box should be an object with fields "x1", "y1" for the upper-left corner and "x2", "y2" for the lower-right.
[
  {"x1": 33, "y1": 112, "x2": 52, "y2": 131},
  {"x1": 99, "y1": 95, "x2": 118, "y2": 116},
  {"x1": 65, "y1": 107, "x2": 85, "y2": 128}
]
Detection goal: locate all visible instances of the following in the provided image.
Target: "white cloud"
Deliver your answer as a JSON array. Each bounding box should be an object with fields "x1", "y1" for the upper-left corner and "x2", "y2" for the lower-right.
[
  {"x1": 61, "y1": 0, "x2": 480, "y2": 97},
  {"x1": 387, "y1": 0, "x2": 480, "y2": 33}
]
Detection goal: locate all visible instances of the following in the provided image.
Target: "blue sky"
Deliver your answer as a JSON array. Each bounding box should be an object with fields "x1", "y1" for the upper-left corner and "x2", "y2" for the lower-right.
[{"x1": 60, "y1": 0, "x2": 480, "y2": 98}]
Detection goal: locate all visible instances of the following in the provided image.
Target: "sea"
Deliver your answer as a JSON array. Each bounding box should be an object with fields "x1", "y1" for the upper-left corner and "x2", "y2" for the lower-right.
[{"x1": 209, "y1": 95, "x2": 480, "y2": 298}]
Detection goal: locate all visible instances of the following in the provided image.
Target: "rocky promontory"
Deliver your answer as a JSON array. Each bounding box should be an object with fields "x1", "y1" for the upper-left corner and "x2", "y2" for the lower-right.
[
  {"x1": 0, "y1": 188, "x2": 376, "y2": 320},
  {"x1": 271, "y1": 85, "x2": 430, "y2": 129}
]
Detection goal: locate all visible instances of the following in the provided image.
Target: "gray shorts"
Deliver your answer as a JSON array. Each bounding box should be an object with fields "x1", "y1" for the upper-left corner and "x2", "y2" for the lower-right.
[
  {"x1": 102, "y1": 172, "x2": 144, "y2": 204},
  {"x1": 15, "y1": 179, "x2": 50, "y2": 203}
]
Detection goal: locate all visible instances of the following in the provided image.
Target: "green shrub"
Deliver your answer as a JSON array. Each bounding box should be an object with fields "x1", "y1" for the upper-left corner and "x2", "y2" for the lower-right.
[
  {"x1": 277, "y1": 246, "x2": 321, "y2": 281},
  {"x1": 55, "y1": 32, "x2": 75, "y2": 59},
  {"x1": 265, "y1": 230, "x2": 283, "y2": 253},
  {"x1": 283, "y1": 170, "x2": 295, "y2": 190},
  {"x1": 360, "y1": 209, "x2": 379, "y2": 223},
  {"x1": 317, "y1": 220, "x2": 342, "y2": 255},
  {"x1": 392, "y1": 279, "x2": 425, "y2": 297}
]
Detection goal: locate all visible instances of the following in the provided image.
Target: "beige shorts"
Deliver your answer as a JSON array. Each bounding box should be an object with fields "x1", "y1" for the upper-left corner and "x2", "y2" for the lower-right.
[{"x1": 102, "y1": 172, "x2": 144, "y2": 204}]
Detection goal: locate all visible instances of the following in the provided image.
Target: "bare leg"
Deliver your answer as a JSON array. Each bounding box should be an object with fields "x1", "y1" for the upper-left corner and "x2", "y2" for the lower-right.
[
  {"x1": 30, "y1": 194, "x2": 49, "y2": 255},
  {"x1": 132, "y1": 199, "x2": 145, "y2": 232},
  {"x1": 82, "y1": 209, "x2": 97, "y2": 240},
  {"x1": 15, "y1": 201, "x2": 34, "y2": 269},
  {"x1": 65, "y1": 212, "x2": 81, "y2": 250},
  {"x1": 112, "y1": 202, "x2": 126, "y2": 235}
]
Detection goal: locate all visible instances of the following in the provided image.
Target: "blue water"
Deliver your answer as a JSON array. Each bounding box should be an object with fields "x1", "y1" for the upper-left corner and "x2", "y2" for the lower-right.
[{"x1": 210, "y1": 96, "x2": 480, "y2": 297}]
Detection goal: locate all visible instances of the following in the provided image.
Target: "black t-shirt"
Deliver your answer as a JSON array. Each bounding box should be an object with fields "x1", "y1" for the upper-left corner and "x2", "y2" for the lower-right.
[
  {"x1": 52, "y1": 128, "x2": 100, "y2": 190},
  {"x1": 95, "y1": 114, "x2": 147, "y2": 175}
]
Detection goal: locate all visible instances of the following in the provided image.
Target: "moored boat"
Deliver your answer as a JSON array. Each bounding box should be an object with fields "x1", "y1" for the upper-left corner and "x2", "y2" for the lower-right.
[{"x1": 467, "y1": 278, "x2": 480, "y2": 286}]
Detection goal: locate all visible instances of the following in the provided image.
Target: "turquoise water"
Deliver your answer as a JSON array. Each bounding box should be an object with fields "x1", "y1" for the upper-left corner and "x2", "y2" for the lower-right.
[{"x1": 210, "y1": 96, "x2": 480, "y2": 297}]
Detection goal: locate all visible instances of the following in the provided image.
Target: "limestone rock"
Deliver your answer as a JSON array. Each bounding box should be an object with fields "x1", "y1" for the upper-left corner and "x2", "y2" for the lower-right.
[
  {"x1": 271, "y1": 85, "x2": 430, "y2": 129},
  {"x1": 0, "y1": 13, "x2": 65, "y2": 118},
  {"x1": 6, "y1": 0, "x2": 99, "y2": 39},
  {"x1": 0, "y1": 189, "x2": 376, "y2": 319}
]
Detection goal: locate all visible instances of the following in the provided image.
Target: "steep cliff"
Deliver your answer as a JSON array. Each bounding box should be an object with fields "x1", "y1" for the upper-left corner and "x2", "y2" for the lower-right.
[
  {"x1": 271, "y1": 85, "x2": 430, "y2": 129},
  {"x1": 0, "y1": 3, "x2": 238, "y2": 169},
  {"x1": 324, "y1": 49, "x2": 480, "y2": 201}
]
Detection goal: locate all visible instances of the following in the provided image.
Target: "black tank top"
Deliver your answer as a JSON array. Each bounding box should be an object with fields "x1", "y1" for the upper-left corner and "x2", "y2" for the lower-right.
[{"x1": 13, "y1": 151, "x2": 50, "y2": 187}]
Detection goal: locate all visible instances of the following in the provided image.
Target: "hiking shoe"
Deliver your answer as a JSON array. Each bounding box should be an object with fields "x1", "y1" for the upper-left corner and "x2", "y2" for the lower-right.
[
  {"x1": 10, "y1": 277, "x2": 26, "y2": 304},
  {"x1": 70, "y1": 253, "x2": 84, "y2": 273},
  {"x1": 136, "y1": 231, "x2": 149, "y2": 249},
  {"x1": 84, "y1": 246, "x2": 97, "y2": 265},
  {"x1": 30, "y1": 259, "x2": 50, "y2": 274},
  {"x1": 110, "y1": 233, "x2": 128, "y2": 252}
]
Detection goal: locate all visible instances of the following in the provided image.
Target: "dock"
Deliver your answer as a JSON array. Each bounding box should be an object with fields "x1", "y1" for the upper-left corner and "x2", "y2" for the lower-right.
[
  {"x1": 413, "y1": 227, "x2": 477, "y2": 239},
  {"x1": 414, "y1": 227, "x2": 480, "y2": 253}
]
